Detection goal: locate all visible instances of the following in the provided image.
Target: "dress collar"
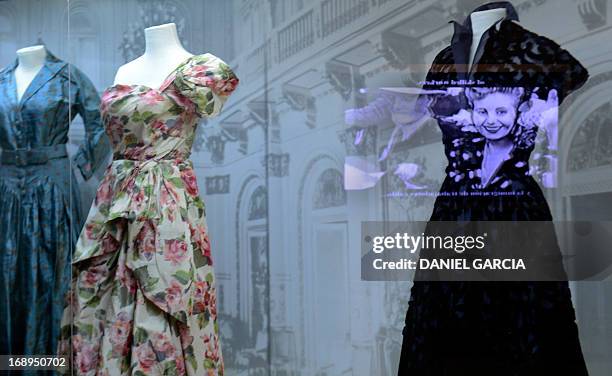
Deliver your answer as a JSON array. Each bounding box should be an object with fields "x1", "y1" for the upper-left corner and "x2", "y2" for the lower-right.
[
  {"x1": 450, "y1": 1, "x2": 519, "y2": 37},
  {"x1": 2, "y1": 49, "x2": 66, "y2": 79},
  {"x1": 448, "y1": 1, "x2": 519, "y2": 80},
  {"x1": 1, "y1": 49, "x2": 67, "y2": 106}
]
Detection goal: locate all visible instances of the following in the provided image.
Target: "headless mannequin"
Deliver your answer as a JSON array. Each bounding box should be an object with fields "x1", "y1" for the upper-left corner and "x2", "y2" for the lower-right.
[
  {"x1": 15, "y1": 45, "x2": 46, "y2": 101},
  {"x1": 468, "y1": 8, "x2": 507, "y2": 71},
  {"x1": 468, "y1": 8, "x2": 511, "y2": 187},
  {"x1": 113, "y1": 23, "x2": 193, "y2": 88}
]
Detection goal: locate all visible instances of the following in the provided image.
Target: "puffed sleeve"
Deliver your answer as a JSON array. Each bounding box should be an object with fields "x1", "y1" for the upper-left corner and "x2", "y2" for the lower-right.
[
  {"x1": 71, "y1": 67, "x2": 111, "y2": 180},
  {"x1": 549, "y1": 43, "x2": 589, "y2": 104},
  {"x1": 515, "y1": 23, "x2": 589, "y2": 104},
  {"x1": 172, "y1": 53, "x2": 240, "y2": 118}
]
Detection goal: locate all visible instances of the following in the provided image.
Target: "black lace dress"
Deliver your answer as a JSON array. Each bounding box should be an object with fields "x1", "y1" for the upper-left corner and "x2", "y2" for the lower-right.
[{"x1": 398, "y1": 3, "x2": 590, "y2": 375}]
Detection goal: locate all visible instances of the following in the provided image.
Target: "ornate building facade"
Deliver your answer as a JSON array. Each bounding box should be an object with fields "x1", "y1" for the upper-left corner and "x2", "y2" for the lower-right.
[{"x1": 1, "y1": 0, "x2": 611, "y2": 374}]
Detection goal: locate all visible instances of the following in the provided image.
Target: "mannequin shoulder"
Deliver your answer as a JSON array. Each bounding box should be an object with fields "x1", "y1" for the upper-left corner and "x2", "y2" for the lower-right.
[
  {"x1": 113, "y1": 57, "x2": 146, "y2": 85},
  {"x1": 499, "y1": 20, "x2": 549, "y2": 43}
]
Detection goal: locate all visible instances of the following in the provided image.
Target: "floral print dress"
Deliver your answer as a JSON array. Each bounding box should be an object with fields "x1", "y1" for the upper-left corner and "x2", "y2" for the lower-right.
[{"x1": 58, "y1": 53, "x2": 239, "y2": 375}]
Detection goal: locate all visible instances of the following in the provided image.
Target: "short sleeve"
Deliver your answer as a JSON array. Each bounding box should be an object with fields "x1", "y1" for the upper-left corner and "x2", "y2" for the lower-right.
[{"x1": 172, "y1": 53, "x2": 239, "y2": 118}]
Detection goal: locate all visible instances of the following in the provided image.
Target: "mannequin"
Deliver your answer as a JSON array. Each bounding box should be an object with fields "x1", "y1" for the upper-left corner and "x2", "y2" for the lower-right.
[
  {"x1": 468, "y1": 8, "x2": 507, "y2": 70},
  {"x1": 468, "y1": 8, "x2": 509, "y2": 186},
  {"x1": 399, "y1": 2, "x2": 590, "y2": 374},
  {"x1": 15, "y1": 45, "x2": 46, "y2": 101},
  {"x1": 114, "y1": 23, "x2": 193, "y2": 87}
]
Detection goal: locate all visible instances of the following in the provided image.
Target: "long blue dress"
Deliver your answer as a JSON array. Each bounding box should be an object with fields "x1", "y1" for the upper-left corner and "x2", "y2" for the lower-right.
[{"x1": 0, "y1": 50, "x2": 110, "y2": 358}]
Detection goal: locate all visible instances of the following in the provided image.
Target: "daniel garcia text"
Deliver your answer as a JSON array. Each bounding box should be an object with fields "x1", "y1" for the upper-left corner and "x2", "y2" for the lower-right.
[{"x1": 370, "y1": 233, "x2": 526, "y2": 270}]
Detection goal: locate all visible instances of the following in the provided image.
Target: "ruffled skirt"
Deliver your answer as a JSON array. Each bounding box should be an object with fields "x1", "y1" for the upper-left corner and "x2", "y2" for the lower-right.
[{"x1": 58, "y1": 159, "x2": 223, "y2": 375}]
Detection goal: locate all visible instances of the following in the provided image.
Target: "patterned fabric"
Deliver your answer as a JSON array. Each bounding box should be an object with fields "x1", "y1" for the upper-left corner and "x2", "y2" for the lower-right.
[
  {"x1": 58, "y1": 53, "x2": 238, "y2": 376},
  {"x1": 398, "y1": 2, "x2": 591, "y2": 375},
  {"x1": 0, "y1": 50, "x2": 109, "y2": 361}
]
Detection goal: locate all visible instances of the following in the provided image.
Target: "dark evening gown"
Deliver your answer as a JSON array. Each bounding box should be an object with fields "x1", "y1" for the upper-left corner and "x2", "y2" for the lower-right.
[
  {"x1": 0, "y1": 51, "x2": 109, "y2": 360},
  {"x1": 398, "y1": 2, "x2": 590, "y2": 375}
]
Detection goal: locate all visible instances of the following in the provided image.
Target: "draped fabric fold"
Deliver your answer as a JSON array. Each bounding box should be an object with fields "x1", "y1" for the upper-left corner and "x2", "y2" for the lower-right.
[
  {"x1": 72, "y1": 158, "x2": 201, "y2": 324},
  {"x1": 59, "y1": 52, "x2": 238, "y2": 375}
]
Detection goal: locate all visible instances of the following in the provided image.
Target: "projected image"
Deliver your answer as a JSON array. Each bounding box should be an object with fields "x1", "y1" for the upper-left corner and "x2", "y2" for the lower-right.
[{"x1": 344, "y1": 85, "x2": 559, "y2": 195}]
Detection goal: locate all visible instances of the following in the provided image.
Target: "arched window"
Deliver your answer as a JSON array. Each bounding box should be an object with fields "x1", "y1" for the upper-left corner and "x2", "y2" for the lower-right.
[
  {"x1": 312, "y1": 168, "x2": 346, "y2": 209},
  {"x1": 568, "y1": 101, "x2": 612, "y2": 172},
  {"x1": 297, "y1": 158, "x2": 350, "y2": 374},
  {"x1": 248, "y1": 185, "x2": 268, "y2": 220},
  {"x1": 229, "y1": 179, "x2": 269, "y2": 373}
]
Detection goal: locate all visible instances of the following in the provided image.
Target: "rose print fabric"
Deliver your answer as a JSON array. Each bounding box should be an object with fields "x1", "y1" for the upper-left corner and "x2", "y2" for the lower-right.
[{"x1": 58, "y1": 53, "x2": 239, "y2": 375}]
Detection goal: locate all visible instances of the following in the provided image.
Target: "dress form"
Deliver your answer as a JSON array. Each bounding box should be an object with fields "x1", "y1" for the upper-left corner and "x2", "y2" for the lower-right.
[
  {"x1": 15, "y1": 45, "x2": 46, "y2": 101},
  {"x1": 468, "y1": 8, "x2": 507, "y2": 70},
  {"x1": 113, "y1": 23, "x2": 193, "y2": 87},
  {"x1": 468, "y1": 8, "x2": 509, "y2": 187}
]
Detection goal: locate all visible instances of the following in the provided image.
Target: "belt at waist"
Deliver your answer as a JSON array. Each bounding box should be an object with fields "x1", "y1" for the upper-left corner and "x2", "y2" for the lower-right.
[{"x1": 0, "y1": 144, "x2": 68, "y2": 166}]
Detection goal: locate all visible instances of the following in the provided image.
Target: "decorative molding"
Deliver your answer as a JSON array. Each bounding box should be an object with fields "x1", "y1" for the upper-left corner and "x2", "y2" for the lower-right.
[
  {"x1": 320, "y1": 0, "x2": 370, "y2": 38},
  {"x1": 378, "y1": 30, "x2": 423, "y2": 74},
  {"x1": 514, "y1": 0, "x2": 549, "y2": 13},
  {"x1": 577, "y1": 0, "x2": 607, "y2": 30},
  {"x1": 560, "y1": 70, "x2": 612, "y2": 176},
  {"x1": 567, "y1": 101, "x2": 612, "y2": 172},
  {"x1": 205, "y1": 134, "x2": 227, "y2": 165},
  {"x1": 325, "y1": 60, "x2": 363, "y2": 101},
  {"x1": 277, "y1": 9, "x2": 314, "y2": 62},
  {"x1": 261, "y1": 152, "x2": 290, "y2": 177},
  {"x1": 282, "y1": 84, "x2": 316, "y2": 128},
  {"x1": 445, "y1": 0, "x2": 549, "y2": 20},
  {"x1": 312, "y1": 168, "x2": 347, "y2": 209},
  {"x1": 248, "y1": 185, "x2": 268, "y2": 220},
  {"x1": 246, "y1": 100, "x2": 271, "y2": 127},
  {"x1": 236, "y1": 128, "x2": 249, "y2": 155},
  {"x1": 205, "y1": 175, "x2": 230, "y2": 195}
]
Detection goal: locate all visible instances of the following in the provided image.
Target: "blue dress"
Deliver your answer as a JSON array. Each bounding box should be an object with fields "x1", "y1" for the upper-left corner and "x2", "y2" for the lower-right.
[{"x1": 0, "y1": 51, "x2": 110, "y2": 358}]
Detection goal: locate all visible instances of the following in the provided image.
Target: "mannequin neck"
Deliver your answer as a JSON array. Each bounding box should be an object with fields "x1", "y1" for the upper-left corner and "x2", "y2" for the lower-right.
[
  {"x1": 16, "y1": 45, "x2": 46, "y2": 71},
  {"x1": 143, "y1": 23, "x2": 188, "y2": 61},
  {"x1": 467, "y1": 8, "x2": 507, "y2": 69},
  {"x1": 470, "y1": 8, "x2": 507, "y2": 35}
]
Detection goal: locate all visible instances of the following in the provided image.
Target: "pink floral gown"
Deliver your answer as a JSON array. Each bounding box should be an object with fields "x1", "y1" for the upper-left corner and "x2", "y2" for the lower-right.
[{"x1": 57, "y1": 53, "x2": 239, "y2": 375}]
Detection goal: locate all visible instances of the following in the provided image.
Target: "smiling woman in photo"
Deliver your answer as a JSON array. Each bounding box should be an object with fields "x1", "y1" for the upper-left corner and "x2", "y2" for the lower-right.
[{"x1": 466, "y1": 87, "x2": 525, "y2": 187}]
